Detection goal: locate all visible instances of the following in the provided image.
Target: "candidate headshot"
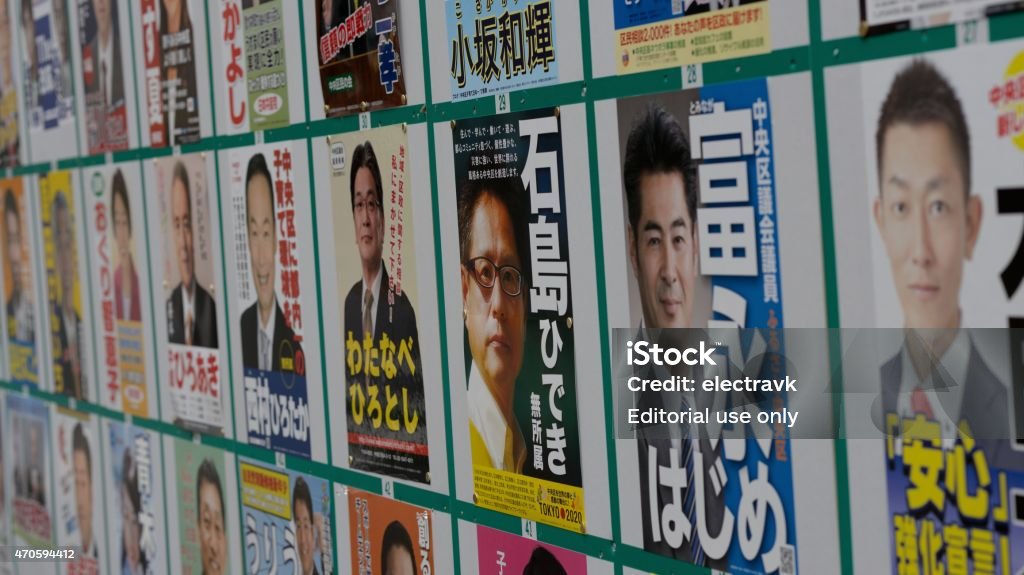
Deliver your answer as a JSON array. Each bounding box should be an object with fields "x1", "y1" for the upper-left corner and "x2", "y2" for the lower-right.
[
  {"x1": 623, "y1": 103, "x2": 699, "y2": 330},
  {"x1": 522, "y1": 546, "x2": 568, "y2": 575},
  {"x1": 53, "y1": 191, "x2": 84, "y2": 399},
  {"x1": 458, "y1": 177, "x2": 530, "y2": 473},
  {"x1": 4, "y1": 188, "x2": 33, "y2": 343},
  {"x1": 167, "y1": 161, "x2": 218, "y2": 348},
  {"x1": 158, "y1": 0, "x2": 198, "y2": 144},
  {"x1": 112, "y1": 170, "x2": 140, "y2": 322},
  {"x1": 240, "y1": 153, "x2": 301, "y2": 372},
  {"x1": 873, "y1": 59, "x2": 981, "y2": 332},
  {"x1": 85, "y1": 0, "x2": 124, "y2": 108},
  {"x1": 196, "y1": 458, "x2": 226, "y2": 575},
  {"x1": 120, "y1": 448, "x2": 147, "y2": 575},
  {"x1": 292, "y1": 477, "x2": 319, "y2": 575},
  {"x1": 380, "y1": 520, "x2": 414, "y2": 575},
  {"x1": 72, "y1": 423, "x2": 97, "y2": 558},
  {"x1": 343, "y1": 141, "x2": 420, "y2": 374}
]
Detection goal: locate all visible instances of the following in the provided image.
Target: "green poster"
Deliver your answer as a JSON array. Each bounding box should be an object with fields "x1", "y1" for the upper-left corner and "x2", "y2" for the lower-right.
[{"x1": 245, "y1": 0, "x2": 289, "y2": 130}]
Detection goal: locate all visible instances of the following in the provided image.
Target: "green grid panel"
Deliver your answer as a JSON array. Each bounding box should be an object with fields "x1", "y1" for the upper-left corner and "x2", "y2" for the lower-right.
[{"x1": 5, "y1": 2, "x2": 1024, "y2": 574}]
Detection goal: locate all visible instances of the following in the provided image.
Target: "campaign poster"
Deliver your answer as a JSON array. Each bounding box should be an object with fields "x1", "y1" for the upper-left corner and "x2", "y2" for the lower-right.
[
  {"x1": 0, "y1": 0, "x2": 19, "y2": 167},
  {"x1": 174, "y1": 440, "x2": 234, "y2": 575},
  {"x1": 243, "y1": 0, "x2": 289, "y2": 130},
  {"x1": 0, "y1": 394, "x2": 10, "y2": 575},
  {"x1": 8, "y1": 394, "x2": 52, "y2": 550},
  {"x1": 227, "y1": 144, "x2": 312, "y2": 458},
  {"x1": 140, "y1": 0, "x2": 202, "y2": 147},
  {"x1": 445, "y1": 0, "x2": 559, "y2": 102},
  {"x1": 85, "y1": 163, "x2": 151, "y2": 416},
  {"x1": 476, "y1": 525, "x2": 587, "y2": 575},
  {"x1": 613, "y1": 0, "x2": 770, "y2": 75},
  {"x1": 23, "y1": 0, "x2": 74, "y2": 132},
  {"x1": 329, "y1": 124, "x2": 430, "y2": 483},
  {"x1": 861, "y1": 0, "x2": 1024, "y2": 34},
  {"x1": 612, "y1": 79, "x2": 797, "y2": 573},
  {"x1": 53, "y1": 409, "x2": 104, "y2": 574},
  {"x1": 1, "y1": 177, "x2": 39, "y2": 386},
  {"x1": 78, "y1": 0, "x2": 130, "y2": 154},
  {"x1": 315, "y1": 0, "x2": 404, "y2": 118},
  {"x1": 829, "y1": 42, "x2": 1024, "y2": 573},
  {"x1": 155, "y1": 154, "x2": 225, "y2": 435},
  {"x1": 41, "y1": 170, "x2": 88, "y2": 401},
  {"x1": 347, "y1": 489, "x2": 432, "y2": 575},
  {"x1": 452, "y1": 107, "x2": 585, "y2": 532},
  {"x1": 105, "y1": 420, "x2": 165, "y2": 575},
  {"x1": 240, "y1": 459, "x2": 333, "y2": 575}
]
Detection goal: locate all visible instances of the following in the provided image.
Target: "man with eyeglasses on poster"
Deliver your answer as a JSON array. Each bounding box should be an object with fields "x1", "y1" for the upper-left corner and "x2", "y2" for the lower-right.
[{"x1": 343, "y1": 140, "x2": 422, "y2": 407}]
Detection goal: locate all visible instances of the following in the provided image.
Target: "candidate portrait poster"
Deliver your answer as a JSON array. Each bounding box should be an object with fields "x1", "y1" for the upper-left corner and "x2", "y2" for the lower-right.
[
  {"x1": 154, "y1": 154, "x2": 225, "y2": 436},
  {"x1": 444, "y1": 0, "x2": 559, "y2": 102},
  {"x1": 52, "y1": 408, "x2": 105, "y2": 575},
  {"x1": 347, "y1": 489, "x2": 432, "y2": 575},
  {"x1": 78, "y1": 0, "x2": 130, "y2": 154},
  {"x1": 171, "y1": 439, "x2": 238, "y2": 575},
  {"x1": 475, "y1": 525, "x2": 587, "y2": 575},
  {"x1": 314, "y1": 0, "x2": 404, "y2": 118},
  {"x1": 41, "y1": 170, "x2": 89, "y2": 401},
  {"x1": 861, "y1": 0, "x2": 1024, "y2": 34},
  {"x1": 240, "y1": 459, "x2": 333, "y2": 575},
  {"x1": 84, "y1": 163, "x2": 153, "y2": 417},
  {"x1": 613, "y1": 0, "x2": 770, "y2": 75},
  {"x1": 451, "y1": 107, "x2": 585, "y2": 532},
  {"x1": 226, "y1": 143, "x2": 315, "y2": 459},
  {"x1": 328, "y1": 124, "x2": 430, "y2": 483},
  {"x1": 8, "y1": 394, "x2": 52, "y2": 551},
  {"x1": 0, "y1": 0, "x2": 19, "y2": 167},
  {"x1": 218, "y1": 0, "x2": 291, "y2": 134},
  {"x1": 606, "y1": 78, "x2": 798, "y2": 574},
  {"x1": 138, "y1": 0, "x2": 203, "y2": 147},
  {"x1": 827, "y1": 42, "x2": 1024, "y2": 574},
  {"x1": 0, "y1": 394, "x2": 11, "y2": 575},
  {"x1": 1, "y1": 177, "x2": 40, "y2": 386},
  {"x1": 104, "y1": 419, "x2": 166, "y2": 575},
  {"x1": 23, "y1": 0, "x2": 74, "y2": 133}
]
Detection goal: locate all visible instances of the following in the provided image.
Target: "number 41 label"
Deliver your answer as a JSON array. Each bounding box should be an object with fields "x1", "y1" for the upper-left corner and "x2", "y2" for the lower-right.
[{"x1": 521, "y1": 519, "x2": 537, "y2": 540}]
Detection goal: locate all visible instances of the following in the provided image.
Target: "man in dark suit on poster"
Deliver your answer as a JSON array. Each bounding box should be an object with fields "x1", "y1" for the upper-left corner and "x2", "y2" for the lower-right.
[
  {"x1": 82, "y1": 0, "x2": 124, "y2": 109},
  {"x1": 239, "y1": 152, "x2": 302, "y2": 373},
  {"x1": 52, "y1": 191, "x2": 85, "y2": 399},
  {"x1": 343, "y1": 140, "x2": 420, "y2": 385},
  {"x1": 166, "y1": 161, "x2": 218, "y2": 348}
]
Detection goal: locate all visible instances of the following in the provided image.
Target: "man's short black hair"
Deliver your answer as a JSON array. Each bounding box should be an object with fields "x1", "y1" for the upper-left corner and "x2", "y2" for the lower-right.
[
  {"x1": 111, "y1": 169, "x2": 130, "y2": 234},
  {"x1": 195, "y1": 458, "x2": 224, "y2": 521},
  {"x1": 71, "y1": 422, "x2": 90, "y2": 475},
  {"x1": 622, "y1": 102, "x2": 697, "y2": 239},
  {"x1": 522, "y1": 546, "x2": 567, "y2": 575},
  {"x1": 456, "y1": 177, "x2": 532, "y2": 287},
  {"x1": 349, "y1": 141, "x2": 384, "y2": 215},
  {"x1": 380, "y1": 520, "x2": 414, "y2": 574},
  {"x1": 172, "y1": 161, "x2": 192, "y2": 217},
  {"x1": 876, "y1": 58, "x2": 971, "y2": 196},
  {"x1": 4, "y1": 188, "x2": 18, "y2": 222},
  {"x1": 245, "y1": 152, "x2": 275, "y2": 225},
  {"x1": 291, "y1": 476, "x2": 313, "y2": 519}
]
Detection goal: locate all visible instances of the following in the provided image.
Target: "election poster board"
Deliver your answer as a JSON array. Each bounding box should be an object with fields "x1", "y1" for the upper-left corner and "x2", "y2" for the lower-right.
[
  {"x1": 8, "y1": 394, "x2": 53, "y2": 551},
  {"x1": 83, "y1": 162, "x2": 154, "y2": 417},
  {"x1": 0, "y1": 393, "x2": 10, "y2": 575},
  {"x1": 314, "y1": 0, "x2": 405, "y2": 118},
  {"x1": 103, "y1": 419, "x2": 167, "y2": 575},
  {"x1": 22, "y1": 0, "x2": 75, "y2": 138},
  {"x1": 860, "y1": 0, "x2": 1024, "y2": 35},
  {"x1": 827, "y1": 41, "x2": 1024, "y2": 574},
  {"x1": 323, "y1": 124, "x2": 430, "y2": 483},
  {"x1": 443, "y1": 0, "x2": 559, "y2": 102},
  {"x1": 52, "y1": 408, "x2": 105, "y2": 575},
  {"x1": 166, "y1": 437, "x2": 240, "y2": 575},
  {"x1": 346, "y1": 489, "x2": 432, "y2": 575},
  {"x1": 151, "y1": 154, "x2": 228, "y2": 436},
  {"x1": 76, "y1": 0, "x2": 132, "y2": 154},
  {"x1": 40, "y1": 170, "x2": 89, "y2": 402},
  {"x1": 239, "y1": 458, "x2": 334, "y2": 575},
  {"x1": 1, "y1": 176, "x2": 41, "y2": 387},
  {"x1": 475, "y1": 525, "x2": 587, "y2": 575},
  {"x1": 613, "y1": 0, "x2": 771, "y2": 75},
  {"x1": 448, "y1": 107, "x2": 586, "y2": 533},
  {"x1": 224, "y1": 142, "x2": 326, "y2": 460}
]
